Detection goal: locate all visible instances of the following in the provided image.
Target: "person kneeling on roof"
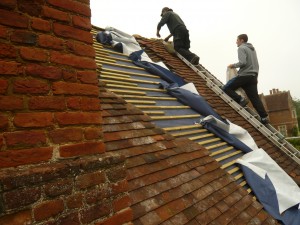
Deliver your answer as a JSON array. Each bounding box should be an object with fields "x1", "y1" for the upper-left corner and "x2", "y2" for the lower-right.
[{"x1": 156, "y1": 7, "x2": 200, "y2": 66}]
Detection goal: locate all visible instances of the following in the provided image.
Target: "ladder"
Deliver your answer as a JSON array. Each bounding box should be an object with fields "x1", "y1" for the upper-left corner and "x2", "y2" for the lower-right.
[{"x1": 175, "y1": 52, "x2": 300, "y2": 165}]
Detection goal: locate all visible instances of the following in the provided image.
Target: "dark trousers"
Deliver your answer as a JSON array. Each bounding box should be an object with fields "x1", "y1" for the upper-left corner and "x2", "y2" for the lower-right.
[
  {"x1": 223, "y1": 75, "x2": 268, "y2": 118},
  {"x1": 173, "y1": 26, "x2": 196, "y2": 61}
]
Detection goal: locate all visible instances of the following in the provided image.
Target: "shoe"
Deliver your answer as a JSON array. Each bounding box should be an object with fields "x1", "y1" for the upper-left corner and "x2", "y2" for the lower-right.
[
  {"x1": 239, "y1": 97, "x2": 249, "y2": 107},
  {"x1": 190, "y1": 55, "x2": 200, "y2": 65},
  {"x1": 260, "y1": 117, "x2": 269, "y2": 124}
]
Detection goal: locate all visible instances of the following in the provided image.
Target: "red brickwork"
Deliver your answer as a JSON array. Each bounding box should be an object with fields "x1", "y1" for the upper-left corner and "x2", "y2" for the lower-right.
[{"x1": 0, "y1": 1, "x2": 132, "y2": 224}]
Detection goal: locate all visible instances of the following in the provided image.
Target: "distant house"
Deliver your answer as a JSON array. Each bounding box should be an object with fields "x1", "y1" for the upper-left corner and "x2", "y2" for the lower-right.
[{"x1": 262, "y1": 89, "x2": 298, "y2": 137}]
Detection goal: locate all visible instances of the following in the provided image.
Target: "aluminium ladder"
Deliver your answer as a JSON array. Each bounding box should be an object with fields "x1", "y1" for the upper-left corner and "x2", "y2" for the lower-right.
[{"x1": 175, "y1": 52, "x2": 300, "y2": 165}]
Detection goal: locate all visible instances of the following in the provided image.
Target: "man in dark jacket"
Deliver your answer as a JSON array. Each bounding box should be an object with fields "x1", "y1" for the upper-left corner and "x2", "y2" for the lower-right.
[
  {"x1": 223, "y1": 34, "x2": 269, "y2": 124},
  {"x1": 156, "y1": 7, "x2": 200, "y2": 65}
]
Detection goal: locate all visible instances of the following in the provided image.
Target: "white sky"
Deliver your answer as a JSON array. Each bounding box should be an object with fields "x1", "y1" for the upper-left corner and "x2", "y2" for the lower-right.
[{"x1": 90, "y1": 0, "x2": 300, "y2": 99}]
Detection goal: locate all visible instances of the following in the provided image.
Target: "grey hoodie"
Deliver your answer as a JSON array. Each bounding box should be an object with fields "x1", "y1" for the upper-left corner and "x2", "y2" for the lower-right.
[{"x1": 233, "y1": 43, "x2": 259, "y2": 76}]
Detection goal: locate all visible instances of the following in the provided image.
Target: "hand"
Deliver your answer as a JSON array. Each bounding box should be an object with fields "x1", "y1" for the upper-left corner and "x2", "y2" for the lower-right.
[
  {"x1": 164, "y1": 37, "x2": 169, "y2": 42},
  {"x1": 156, "y1": 32, "x2": 161, "y2": 38},
  {"x1": 228, "y1": 64, "x2": 234, "y2": 68}
]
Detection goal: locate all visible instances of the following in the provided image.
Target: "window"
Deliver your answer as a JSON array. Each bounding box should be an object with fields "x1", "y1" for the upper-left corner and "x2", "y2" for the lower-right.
[
  {"x1": 278, "y1": 125, "x2": 287, "y2": 136},
  {"x1": 292, "y1": 109, "x2": 297, "y2": 118}
]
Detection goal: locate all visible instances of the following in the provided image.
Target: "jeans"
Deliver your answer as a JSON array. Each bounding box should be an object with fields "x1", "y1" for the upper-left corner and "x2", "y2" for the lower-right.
[{"x1": 223, "y1": 75, "x2": 268, "y2": 118}]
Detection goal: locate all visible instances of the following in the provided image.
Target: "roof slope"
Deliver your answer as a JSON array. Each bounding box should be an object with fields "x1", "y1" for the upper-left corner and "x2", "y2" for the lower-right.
[
  {"x1": 93, "y1": 28, "x2": 279, "y2": 224},
  {"x1": 135, "y1": 36, "x2": 300, "y2": 185},
  {"x1": 264, "y1": 91, "x2": 291, "y2": 112}
]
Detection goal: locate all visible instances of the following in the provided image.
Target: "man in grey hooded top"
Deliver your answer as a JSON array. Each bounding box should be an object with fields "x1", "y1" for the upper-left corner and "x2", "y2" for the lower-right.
[
  {"x1": 156, "y1": 7, "x2": 200, "y2": 65},
  {"x1": 223, "y1": 34, "x2": 269, "y2": 124}
]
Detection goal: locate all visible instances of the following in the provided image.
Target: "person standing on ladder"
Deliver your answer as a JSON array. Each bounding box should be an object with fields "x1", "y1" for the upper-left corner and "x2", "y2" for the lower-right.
[
  {"x1": 156, "y1": 7, "x2": 200, "y2": 66},
  {"x1": 223, "y1": 34, "x2": 269, "y2": 124}
]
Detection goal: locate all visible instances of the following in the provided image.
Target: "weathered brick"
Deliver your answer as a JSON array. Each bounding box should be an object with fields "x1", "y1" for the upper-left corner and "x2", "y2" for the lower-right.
[
  {"x1": 106, "y1": 166, "x2": 127, "y2": 183},
  {"x1": 31, "y1": 17, "x2": 51, "y2": 32},
  {"x1": 14, "y1": 112, "x2": 53, "y2": 128},
  {"x1": 0, "y1": 60, "x2": 21, "y2": 75},
  {"x1": 75, "y1": 170, "x2": 106, "y2": 190},
  {"x1": 20, "y1": 47, "x2": 48, "y2": 62},
  {"x1": 29, "y1": 96, "x2": 66, "y2": 110},
  {"x1": 96, "y1": 208, "x2": 133, "y2": 225},
  {"x1": 85, "y1": 185, "x2": 111, "y2": 205},
  {"x1": 44, "y1": 178, "x2": 73, "y2": 197},
  {"x1": 111, "y1": 180, "x2": 129, "y2": 196},
  {"x1": 0, "y1": 0, "x2": 17, "y2": 9},
  {"x1": 81, "y1": 97, "x2": 101, "y2": 111},
  {"x1": 26, "y1": 63, "x2": 62, "y2": 80},
  {"x1": 63, "y1": 69, "x2": 77, "y2": 82},
  {"x1": 47, "y1": 0, "x2": 91, "y2": 17},
  {"x1": 49, "y1": 128, "x2": 83, "y2": 144},
  {"x1": 80, "y1": 203, "x2": 110, "y2": 224},
  {"x1": 50, "y1": 51, "x2": 96, "y2": 69},
  {"x1": 0, "y1": 42, "x2": 17, "y2": 58},
  {"x1": 0, "y1": 134, "x2": 3, "y2": 149},
  {"x1": 0, "y1": 210, "x2": 32, "y2": 225},
  {"x1": 52, "y1": 81, "x2": 99, "y2": 96},
  {"x1": 5, "y1": 130, "x2": 46, "y2": 149},
  {"x1": 59, "y1": 142, "x2": 105, "y2": 158},
  {"x1": 0, "y1": 147, "x2": 53, "y2": 168},
  {"x1": 13, "y1": 78, "x2": 50, "y2": 94},
  {"x1": 56, "y1": 212, "x2": 80, "y2": 225},
  {"x1": 66, "y1": 96, "x2": 81, "y2": 110},
  {"x1": 77, "y1": 70, "x2": 98, "y2": 84},
  {"x1": 0, "y1": 25, "x2": 9, "y2": 39},
  {"x1": 84, "y1": 127, "x2": 103, "y2": 140},
  {"x1": 0, "y1": 114, "x2": 8, "y2": 130},
  {"x1": 11, "y1": 30, "x2": 37, "y2": 45},
  {"x1": 66, "y1": 40, "x2": 95, "y2": 57},
  {"x1": 38, "y1": 34, "x2": 65, "y2": 50},
  {"x1": 55, "y1": 112, "x2": 102, "y2": 125},
  {"x1": 66, "y1": 193, "x2": 83, "y2": 209},
  {"x1": 3, "y1": 187, "x2": 41, "y2": 210},
  {"x1": 53, "y1": 23, "x2": 93, "y2": 44},
  {"x1": 0, "y1": 79, "x2": 8, "y2": 94},
  {"x1": 72, "y1": 15, "x2": 91, "y2": 30},
  {"x1": 0, "y1": 96, "x2": 23, "y2": 110},
  {"x1": 0, "y1": 9, "x2": 29, "y2": 28},
  {"x1": 34, "y1": 199, "x2": 64, "y2": 221},
  {"x1": 42, "y1": 6, "x2": 70, "y2": 22},
  {"x1": 18, "y1": 0, "x2": 43, "y2": 17},
  {"x1": 113, "y1": 195, "x2": 131, "y2": 212}
]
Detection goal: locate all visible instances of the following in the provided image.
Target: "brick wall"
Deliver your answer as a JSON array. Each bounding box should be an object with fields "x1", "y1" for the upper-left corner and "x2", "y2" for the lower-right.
[{"x1": 0, "y1": 0, "x2": 132, "y2": 224}]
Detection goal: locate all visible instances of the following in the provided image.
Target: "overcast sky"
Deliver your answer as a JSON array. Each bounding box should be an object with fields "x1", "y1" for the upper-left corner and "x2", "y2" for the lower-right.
[{"x1": 90, "y1": 0, "x2": 300, "y2": 99}]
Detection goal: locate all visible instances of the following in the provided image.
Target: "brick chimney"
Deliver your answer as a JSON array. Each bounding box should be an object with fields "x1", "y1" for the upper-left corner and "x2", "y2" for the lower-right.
[{"x1": 0, "y1": 1, "x2": 131, "y2": 224}]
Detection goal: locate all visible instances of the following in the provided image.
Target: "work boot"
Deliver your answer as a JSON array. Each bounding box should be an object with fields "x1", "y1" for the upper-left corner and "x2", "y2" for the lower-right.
[
  {"x1": 239, "y1": 97, "x2": 249, "y2": 107},
  {"x1": 190, "y1": 55, "x2": 200, "y2": 65},
  {"x1": 260, "y1": 116, "x2": 269, "y2": 125}
]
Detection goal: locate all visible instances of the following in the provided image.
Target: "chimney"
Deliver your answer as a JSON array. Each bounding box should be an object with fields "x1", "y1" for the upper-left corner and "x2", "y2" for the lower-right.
[{"x1": 0, "y1": 1, "x2": 131, "y2": 224}]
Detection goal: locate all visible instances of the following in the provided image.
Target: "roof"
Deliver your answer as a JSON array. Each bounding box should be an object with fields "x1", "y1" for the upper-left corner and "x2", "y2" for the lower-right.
[
  {"x1": 264, "y1": 91, "x2": 291, "y2": 112},
  {"x1": 90, "y1": 26, "x2": 300, "y2": 224}
]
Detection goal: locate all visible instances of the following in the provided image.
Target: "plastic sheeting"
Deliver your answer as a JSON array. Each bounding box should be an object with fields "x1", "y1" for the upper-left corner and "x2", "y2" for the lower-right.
[
  {"x1": 160, "y1": 82, "x2": 223, "y2": 121},
  {"x1": 237, "y1": 149, "x2": 300, "y2": 225},
  {"x1": 199, "y1": 115, "x2": 254, "y2": 153}
]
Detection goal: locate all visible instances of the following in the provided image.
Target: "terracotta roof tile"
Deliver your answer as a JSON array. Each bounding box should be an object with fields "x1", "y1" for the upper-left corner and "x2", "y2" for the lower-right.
[{"x1": 92, "y1": 28, "x2": 281, "y2": 224}]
